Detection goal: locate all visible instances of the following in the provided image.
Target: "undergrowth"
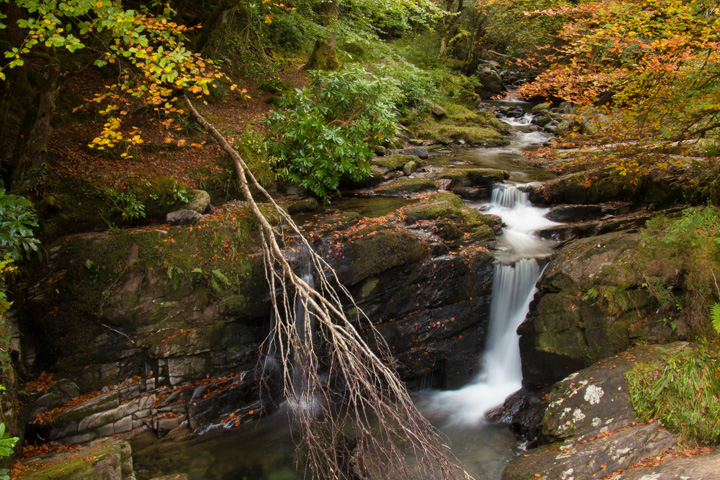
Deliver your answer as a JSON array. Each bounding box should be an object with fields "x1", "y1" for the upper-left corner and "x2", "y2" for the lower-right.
[
  {"x1": 626, "y1": 342, "x2": 720, "y2": 443},
  {"x1": 640, "y1": 206, "x2": 720, "y2": 335}
]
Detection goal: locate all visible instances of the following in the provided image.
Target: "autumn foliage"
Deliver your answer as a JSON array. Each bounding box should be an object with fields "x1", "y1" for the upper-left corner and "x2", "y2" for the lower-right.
[{"x1": 518, "y1": 0, "x2": 720, "y2": 174}]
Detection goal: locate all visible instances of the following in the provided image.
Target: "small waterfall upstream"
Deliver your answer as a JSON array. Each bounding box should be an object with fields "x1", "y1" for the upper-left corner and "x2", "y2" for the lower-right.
[{"x1": 424, "y1": 185, "x2": 558, "y2": 424}]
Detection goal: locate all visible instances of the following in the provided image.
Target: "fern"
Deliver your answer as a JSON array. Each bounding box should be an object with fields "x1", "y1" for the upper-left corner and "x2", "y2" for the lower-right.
[{"x1": 711, "y1": 302, "x2": 720, "y2": 334}]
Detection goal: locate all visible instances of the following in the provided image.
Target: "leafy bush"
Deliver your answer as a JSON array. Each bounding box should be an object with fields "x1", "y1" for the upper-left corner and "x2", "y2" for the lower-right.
[
  {"x1": 626, "y1": 343, "x2": 720, "y2": 443},
  {"x1": 264, "y1": 66, "x2": 400, "y2": 201},
  {"x1": 0, "y1": 189, "x2": 40, "y2": 261}
]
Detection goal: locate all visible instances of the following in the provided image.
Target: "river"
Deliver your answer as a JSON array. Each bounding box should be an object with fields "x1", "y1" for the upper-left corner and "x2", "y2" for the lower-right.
[{"x1": 132, "y1": 105, "x2": 558, "y2": 480}]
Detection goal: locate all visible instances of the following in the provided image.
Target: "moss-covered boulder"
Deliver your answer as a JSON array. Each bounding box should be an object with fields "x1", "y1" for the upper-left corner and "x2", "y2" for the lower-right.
[
  {"x1": 17, "y1": 439, "x2": 135, "y2": 480},
  {"x1": 518, "y1": 231, "x2": 683, "y2": 387},
  {"x1": 400, "y1": 192, "x2": 500, "y2": 244},
  {"x1": 373, "y1": 177, "x2": 437, "y2": 195},
  {"x1": 371, "y1": 155, "x2": 418, "y2": 172},
  {"x1": 438, "y1": 167, "x2": 510, "y2": 187},
  {"x1": 327, "y1": 224, "x2": 430, "y2": 286},
  {"x1": 528, "y1": 166, "x2": 690, "y2": 208},
  {"x1": 23, "y1": 207, "x2": 271, "y2": 391}
]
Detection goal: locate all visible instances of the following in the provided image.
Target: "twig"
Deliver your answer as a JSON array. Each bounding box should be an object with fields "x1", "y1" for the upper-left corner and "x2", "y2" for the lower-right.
[{"x1": 100, "y1": 323, "x2": 136, "y2": 345}]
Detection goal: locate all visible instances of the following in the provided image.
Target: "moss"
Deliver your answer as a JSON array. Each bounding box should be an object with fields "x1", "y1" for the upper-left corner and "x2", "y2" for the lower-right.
[
  {"x1": 20, "y1": 439, "x2": 132, "y2": 480},
  {"x1": 439, "y1": 168, "x2": 510, "y2": 186},
  {"x1": 26, "y1": 206, "x2": 269, "y2": 384},
  {"x1": 338, "y1": 225, "x2": 429, "y2": 285},
  {"x1": 374, "y1": 177, "x2": 436, "y2": 194},
  {"x1": 418, "y1": 124, "x2": 508, "y2": 146},
  {"x1": 399, "y1": 192, "x2": 498, "y2": 243},
  {"x1": 372, "y1": 155, "x2": 418, "y2": 171}
]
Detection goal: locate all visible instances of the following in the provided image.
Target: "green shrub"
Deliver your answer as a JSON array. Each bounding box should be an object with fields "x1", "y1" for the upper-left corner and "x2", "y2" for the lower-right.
[
  {"x1": 264, "y1": 66, "x2": 400, "y2": 201},
  {"x1": 0, "y1": 189, "x2": 40, "y2": 261},
  {"x1": 626, "y1": 343, "x2": 720, "y2": 443}
]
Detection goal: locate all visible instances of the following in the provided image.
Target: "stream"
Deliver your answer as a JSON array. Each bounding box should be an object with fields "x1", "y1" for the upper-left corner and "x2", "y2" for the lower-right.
[{"x1": 132, "y1": 105, "x2": 558, "y2": 480}]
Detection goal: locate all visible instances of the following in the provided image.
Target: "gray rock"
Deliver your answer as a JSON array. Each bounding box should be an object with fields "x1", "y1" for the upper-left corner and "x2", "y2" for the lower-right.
[
  {"x1": 402, "y1": 146, "x2": 429, "y2": 159},
  {"x1": 166, "y1": 209, "x2": 202, "y2": 225},
  {"x1": 502, "y1": 423, "x2": 676, "y2": 480},
  {"x1": 287, "y1": 197, "x2": 319, "y2": 214},
  {"x1": 531, "y1": 103, "x2": 551, "y2": 114},
  {"x1": 181, "y1": 189, "x2": 211, "y2": 214},
  {"x1": 612, "y1": 449, "x2": 720, "y2": 479},
  {"x1": 431, "y1": 104, "x2": 447, "y2": 118},
  {"x1": 546, "y1": 204, "x2": 604, "y2": 222}
]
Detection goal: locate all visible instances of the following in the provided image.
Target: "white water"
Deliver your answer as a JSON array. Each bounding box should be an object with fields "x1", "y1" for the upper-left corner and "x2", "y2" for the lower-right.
[{"x1": 425, "y1": 185, "x2": 558, "y2": 425}]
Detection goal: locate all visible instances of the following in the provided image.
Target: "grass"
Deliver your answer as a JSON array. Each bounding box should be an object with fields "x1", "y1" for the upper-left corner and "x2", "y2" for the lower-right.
[{"x1": 626, "y1": 342, "x2": 720, "y2": 443}]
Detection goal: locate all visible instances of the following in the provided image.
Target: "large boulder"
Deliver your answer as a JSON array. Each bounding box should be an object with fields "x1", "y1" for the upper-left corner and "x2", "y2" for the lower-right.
[
  {"x1": 528, "y1": 166, "x2": 690, "y2": 208},
  {"x1": 502, "y1": 344, "x2": 689, "y2": 480},
  {"x1": 518, "y1": 231, "x2": 684, "y2": 387},
  {"x1": 17, "y1": 439, "x2": 136, "y2": 480},
  {"x1": 476, "y1": 61, "x2": 505, "y2": 98}
]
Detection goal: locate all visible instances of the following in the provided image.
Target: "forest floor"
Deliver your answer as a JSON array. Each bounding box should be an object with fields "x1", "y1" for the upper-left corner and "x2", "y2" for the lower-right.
[{"x1": 45, "y1": 60, "x2": 310, "y2": 196}]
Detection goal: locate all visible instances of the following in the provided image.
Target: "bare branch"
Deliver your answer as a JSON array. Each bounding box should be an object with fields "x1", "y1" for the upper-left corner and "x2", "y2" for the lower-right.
[{"x1": 184, "y1": 95, "x2": 473, "y2": 480}]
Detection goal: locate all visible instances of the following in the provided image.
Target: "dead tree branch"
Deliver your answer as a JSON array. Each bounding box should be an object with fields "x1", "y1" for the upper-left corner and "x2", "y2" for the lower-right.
[{"x1": 184, "y1": 95, "x2": 473, "y2": 480}]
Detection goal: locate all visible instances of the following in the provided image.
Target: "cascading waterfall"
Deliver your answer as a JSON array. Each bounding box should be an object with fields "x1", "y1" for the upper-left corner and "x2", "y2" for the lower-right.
[{"x1": 426, "y1": 184, "x2": 557, "y2": 424}]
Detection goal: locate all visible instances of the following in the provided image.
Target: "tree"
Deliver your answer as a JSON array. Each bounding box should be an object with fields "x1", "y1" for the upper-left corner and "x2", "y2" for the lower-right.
[
  {"x1": 302, "y1": 0, "x2": 445, "y2": 70},
  {"x1": 0, "y1": 0, "x2": 237, "y2": 192},
  {"x1": 518, "y1": 0, "x2": 720, "y2": 174}
]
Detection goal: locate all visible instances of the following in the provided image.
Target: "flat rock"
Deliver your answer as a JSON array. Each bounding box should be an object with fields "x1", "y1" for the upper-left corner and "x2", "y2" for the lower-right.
[
  {"x1": 166, "y1": 209, "x2": 202, "y2": 225},
  {"x1": 502, "y1": 423, "x2": 676, "y2": 480},
  {"x1": 612, "y1": 449, "x2": 720, "y2": 479}
]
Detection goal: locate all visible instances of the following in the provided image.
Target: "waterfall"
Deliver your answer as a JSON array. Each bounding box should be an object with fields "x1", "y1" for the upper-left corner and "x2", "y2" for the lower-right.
[{"x1": 425, "y1": 185, "x2": 557, "y2": 424}]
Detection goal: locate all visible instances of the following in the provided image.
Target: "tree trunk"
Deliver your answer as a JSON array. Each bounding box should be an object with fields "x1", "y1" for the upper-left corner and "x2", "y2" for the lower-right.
[
  {"x1": 305, "y1": 0, "x2": 340, "y2": 70},
  {"x1": 0, "y1": 3, "x2": 59, "y2": 193}
]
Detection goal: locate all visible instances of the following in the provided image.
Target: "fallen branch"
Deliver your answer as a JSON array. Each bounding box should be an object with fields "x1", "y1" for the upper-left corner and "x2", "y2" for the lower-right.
[{"x1": 184, "y1": 95, "x2": 473, "y2": 480}]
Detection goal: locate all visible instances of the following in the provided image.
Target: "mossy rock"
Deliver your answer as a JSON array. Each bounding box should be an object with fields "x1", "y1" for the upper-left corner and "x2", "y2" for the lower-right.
[
  {"x1": 331, "y1": 225, "x2": 430, "y2": 286},
  {"x1": 286, "y1": 197, "x2": 319, "y2": 214},
  {"x1": 23, "y1": 206, "x2": 271, "y2": 389},
  {"x1": 519, "y1": 231, "x2": 687, "y2": 387},
  {"x1": 374, "y1": 177, "x2": 437, "y2": 195},
  {"x1": 438, "y1": 168, "x2": 510, "y2": 187},
  {"x1": 400, "y1": 192, "x2": 499, "y2": 243},
  {"x1": 372, "y1": 155, "x2": 418, "y2": 171},
  {"x1": 419, "y1": 124, "x2": 508, "y2": 146},
  {"x1": 18, "y1": 439, "x2": 134, "y2": 480}
]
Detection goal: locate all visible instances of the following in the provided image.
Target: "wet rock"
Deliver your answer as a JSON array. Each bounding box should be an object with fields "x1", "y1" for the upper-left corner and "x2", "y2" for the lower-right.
[
  {"x1": 402, "y1": 146, "x2": 430, "y2": 159},
  {"x1": 546, "y1": 204, "x2": 603, "y2": 222},
  {"x1": 166, "y1": 209, "x2": 202, "y2": 225},
  {"x1": 502, "y1": 423, "x2": 676, "y2": 480},
  {"x1": 286, "y1": 197, "x2": 319, "y2": 214},
  {"x1": 18, "y1": 439, "x2": 135, "y2": 480},
  {"x1": 530, "y1": 103, "x2": 551, "y2": 114},
  {"x1": 489, "y1": 386, "x2": 551, "y2": 448},
  {"x1": 518, "y1": 231, "x2": 685, "y2": 387}
]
